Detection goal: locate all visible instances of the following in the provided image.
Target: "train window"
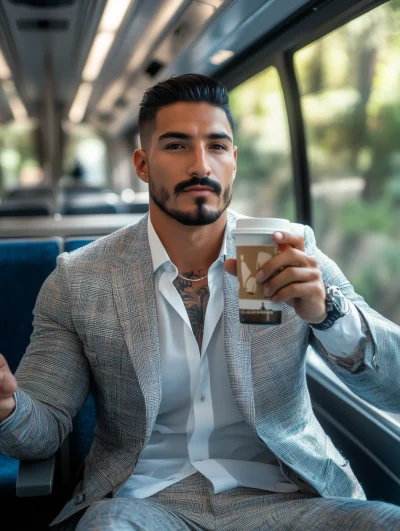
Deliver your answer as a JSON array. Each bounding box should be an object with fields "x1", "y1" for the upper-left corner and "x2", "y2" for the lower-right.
[
  {"x1": 295, "y1": 2, "x2": 400, "y2": 328},
  {"x1": 0, "y1": 121, "x2": 42, "y2": 196},
  {"x1": 62, "y1": 124, "x2": 108, "y2": 187},
  {"x1": 229, "y1": 66, "x2": 295, "y2": 220}
]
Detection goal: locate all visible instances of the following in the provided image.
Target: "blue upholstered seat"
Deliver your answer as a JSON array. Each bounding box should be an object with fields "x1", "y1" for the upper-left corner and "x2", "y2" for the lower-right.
[
  {"x1": 0, "y1": 237, "x2": 99, "y2": 495},
  {"x1": 0, "y1": 238, "x2": 61, "y2": 493},
  {"x1": 0, "y1": 239, "x2": 62, "y2": 373},
  {"x1": 64, "y1": 237, "x2": 97, "y2": 253},
  {"x1": 71, "y1": 393, "x2": 97, "y2": 472}
]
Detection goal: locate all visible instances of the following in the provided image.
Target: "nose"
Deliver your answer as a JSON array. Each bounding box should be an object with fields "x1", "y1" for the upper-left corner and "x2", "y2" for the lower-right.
[{"x1": 188, "y1": 145, "x2": 212, "y2": 177}]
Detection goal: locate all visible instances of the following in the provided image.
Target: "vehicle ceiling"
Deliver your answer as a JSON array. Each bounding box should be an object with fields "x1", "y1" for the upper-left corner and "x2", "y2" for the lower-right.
[{"x1": 0, "y1": 0, "x2": 314, "y2": 136}]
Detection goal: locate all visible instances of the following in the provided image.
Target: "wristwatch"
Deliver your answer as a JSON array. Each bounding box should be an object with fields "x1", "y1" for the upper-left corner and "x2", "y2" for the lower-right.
[{"x1": 312, "y1": 284, "x2": 350, "y2": 330}]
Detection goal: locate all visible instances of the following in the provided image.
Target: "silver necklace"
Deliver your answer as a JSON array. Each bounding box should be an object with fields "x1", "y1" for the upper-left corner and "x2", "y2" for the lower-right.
[{"x1": 177, "y1": 273, "x2": 208, "y2": 282}]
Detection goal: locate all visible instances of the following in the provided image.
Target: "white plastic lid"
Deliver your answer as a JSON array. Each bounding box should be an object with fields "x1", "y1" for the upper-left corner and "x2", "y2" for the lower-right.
[{"x1": 232, "y1": 217, "x2": 290, "y2": 235}]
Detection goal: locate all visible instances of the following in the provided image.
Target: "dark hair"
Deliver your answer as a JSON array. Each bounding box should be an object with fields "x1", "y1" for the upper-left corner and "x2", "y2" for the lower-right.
[{"x1": 138, "y1": 73, "x2": 234, "y2": 139}]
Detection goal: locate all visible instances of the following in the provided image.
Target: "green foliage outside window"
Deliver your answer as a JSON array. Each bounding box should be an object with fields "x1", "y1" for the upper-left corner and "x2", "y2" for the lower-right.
[
  {"x1": 295, "y1": 1, "x2": 400, "y2": 325},
  {"x1": 0, "y1": 122, "x2": 41, "y2": 196},
  {"x1": 228, "y1": 67, "x2": 295, "y2": 222}
]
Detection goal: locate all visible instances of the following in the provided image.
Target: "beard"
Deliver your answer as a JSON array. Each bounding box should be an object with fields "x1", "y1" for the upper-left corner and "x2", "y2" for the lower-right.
[{"x1": 148, "y1": 171, "x2": 232, "y2": 226}]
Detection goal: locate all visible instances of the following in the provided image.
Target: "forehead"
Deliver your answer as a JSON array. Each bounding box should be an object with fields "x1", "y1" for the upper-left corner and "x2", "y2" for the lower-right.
[{"x1": 154, "y1": 101, "x2": 232, "y2": 137}]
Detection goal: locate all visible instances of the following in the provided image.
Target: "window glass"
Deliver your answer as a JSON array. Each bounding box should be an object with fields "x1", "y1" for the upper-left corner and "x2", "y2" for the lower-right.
[
  {"x1": 0, "y1": 121, "x2": 43, "y2": 197},
  {"x1": 295, "y1": 2, "x2": 400, "y2": 326},
  {"x1": 229, "y1": 67, "x2": 295, "y2": 220}
]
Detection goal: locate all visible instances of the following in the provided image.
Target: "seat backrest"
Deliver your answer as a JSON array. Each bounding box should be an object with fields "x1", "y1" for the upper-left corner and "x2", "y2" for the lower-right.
[
  {"x1": 6, "y1": 186, "x2": 53, "y2": 201},
  {"x1": 62, "y1": 203, "x2": 118, "y2": 215},
  {"x1": 0, "y1": 238, "x2": 62, "y2": 373},
  {"x1": 126, "y1": 202, "x2": 149, "y2": 214},
  {"x1": 0, "y1": 239, "x2": 61, "y2": 497},
  {"x1": 64, "y1": 237, "x2": 97, "y2": 253},
  {"x1": 0, "y1": 201, "x2": 51, "y2": 217},
  {"x1": 59, "y1": 185, "x2": 112, "y2": 197}
]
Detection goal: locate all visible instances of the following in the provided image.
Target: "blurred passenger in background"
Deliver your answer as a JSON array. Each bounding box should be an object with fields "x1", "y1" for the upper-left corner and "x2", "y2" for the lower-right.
[{"x1": 59, "y1": 160, "x2": 89, "y2": 188}]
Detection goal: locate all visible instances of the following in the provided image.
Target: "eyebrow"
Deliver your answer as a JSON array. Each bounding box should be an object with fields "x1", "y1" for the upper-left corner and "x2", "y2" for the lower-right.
[{"x1": 157, "y1": 131, "x2": 233, "y2": 143}]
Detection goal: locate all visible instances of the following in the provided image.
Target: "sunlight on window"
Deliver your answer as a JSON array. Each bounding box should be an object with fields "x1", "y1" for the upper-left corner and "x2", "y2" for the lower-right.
[
  {"x1": 295, "y1": 2, "x2": 400, "y2": 326},
  {"x1": 229, "y1": 67, "x2": 295, "y2": 221},
  {"x1": 0, "y1": 121, "x2": 41, "y2": 196}
]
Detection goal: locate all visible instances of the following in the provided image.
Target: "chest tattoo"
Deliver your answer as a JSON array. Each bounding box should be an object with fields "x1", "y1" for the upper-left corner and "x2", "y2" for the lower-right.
[{"x1": 173, "y1": 272, "x2": 210, "y2": 352}]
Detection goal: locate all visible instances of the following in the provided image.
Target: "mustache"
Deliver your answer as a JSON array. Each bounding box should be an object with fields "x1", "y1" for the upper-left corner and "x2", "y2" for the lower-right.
[{"x1": 175, "y1": 177, "x2": 222, "y2": 195}]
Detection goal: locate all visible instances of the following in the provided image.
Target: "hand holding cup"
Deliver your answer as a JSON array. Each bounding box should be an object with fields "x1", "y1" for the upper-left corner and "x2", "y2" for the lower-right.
[{"x1": 225, "y1": 220, "x2": 327, "y2": 325}]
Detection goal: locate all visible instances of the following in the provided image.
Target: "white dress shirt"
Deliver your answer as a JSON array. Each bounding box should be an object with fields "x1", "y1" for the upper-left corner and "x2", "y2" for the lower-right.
[{"x1": 115, "y1": 216, "x2": 366, "y2": 499}]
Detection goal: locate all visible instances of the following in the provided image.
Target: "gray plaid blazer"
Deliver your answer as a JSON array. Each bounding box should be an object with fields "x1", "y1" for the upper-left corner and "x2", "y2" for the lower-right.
[{"x1": 1, "y1": 210, "x2": 399, "y2": 527}]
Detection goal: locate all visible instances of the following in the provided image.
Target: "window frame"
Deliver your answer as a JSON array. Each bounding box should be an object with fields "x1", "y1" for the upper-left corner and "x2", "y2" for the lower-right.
[
  {"x1": 218, "y1": 0, "x2": 389, "y2": 226},
  {"x1": 216, "y1": 0, "x2": 400, "y2": 441}
]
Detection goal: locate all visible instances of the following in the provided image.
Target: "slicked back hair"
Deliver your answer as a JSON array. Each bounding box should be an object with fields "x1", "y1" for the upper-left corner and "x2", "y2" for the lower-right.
[{"x1": 138, "y1": 73, "x2": 234, "y2": 146}]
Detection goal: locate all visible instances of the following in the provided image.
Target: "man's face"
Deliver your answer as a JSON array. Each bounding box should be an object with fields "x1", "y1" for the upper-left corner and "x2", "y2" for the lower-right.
[{"x1": 134, "y1": 101, "x2": 237, "y2": 226}]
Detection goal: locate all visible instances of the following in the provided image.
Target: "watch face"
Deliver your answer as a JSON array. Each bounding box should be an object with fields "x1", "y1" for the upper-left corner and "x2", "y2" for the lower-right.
[{"x1": 329, "y1": 287, "x2": 349, "y2": 314}]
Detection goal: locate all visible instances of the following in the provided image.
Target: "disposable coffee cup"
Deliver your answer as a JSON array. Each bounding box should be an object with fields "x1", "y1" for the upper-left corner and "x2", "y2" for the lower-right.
[{"x1": 232, "y1": 217, "x2": 291, "y2": 325}]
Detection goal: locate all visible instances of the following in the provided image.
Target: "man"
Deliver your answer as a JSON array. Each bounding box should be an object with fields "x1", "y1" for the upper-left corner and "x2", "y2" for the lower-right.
[{"x1": 0, "y1": 74, "x2": 399, "y2": 530}]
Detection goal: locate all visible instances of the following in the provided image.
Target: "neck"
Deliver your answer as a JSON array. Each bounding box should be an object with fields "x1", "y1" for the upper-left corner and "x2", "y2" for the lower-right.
[{"x1": 149, "y1": 204, "x2": 227, "y2": 275}]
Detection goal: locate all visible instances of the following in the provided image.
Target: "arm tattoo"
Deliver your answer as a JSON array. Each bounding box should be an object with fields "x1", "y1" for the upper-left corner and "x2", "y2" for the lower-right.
[{"x1": 173, "y1": 270, "x2": 210, "y2": 352}]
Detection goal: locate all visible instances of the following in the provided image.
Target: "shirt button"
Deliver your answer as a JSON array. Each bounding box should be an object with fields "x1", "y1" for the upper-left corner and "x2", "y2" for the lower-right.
[{"x1": 200, "y1": 395, "x2": 206, "y2": 402}]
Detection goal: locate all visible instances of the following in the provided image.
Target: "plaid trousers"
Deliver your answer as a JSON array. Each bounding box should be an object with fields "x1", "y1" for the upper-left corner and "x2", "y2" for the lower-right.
[{"x1": 75, "y1": 472, "x2": 400, "y2": 531}]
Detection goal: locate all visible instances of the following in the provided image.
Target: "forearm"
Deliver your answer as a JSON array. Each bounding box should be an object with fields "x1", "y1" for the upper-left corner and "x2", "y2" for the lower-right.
[{"x1": 0, "y1": 389, "x2": 64, "y2": 460}]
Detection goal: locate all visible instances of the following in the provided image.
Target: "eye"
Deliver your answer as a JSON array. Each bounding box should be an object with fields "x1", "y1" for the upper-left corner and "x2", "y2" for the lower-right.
[
  {"x1": 165, "y1": 143, "x2": 184, "y2": 150},
  {"x1": 210, "y1": 143, "x2": 228, "y2": 151}
]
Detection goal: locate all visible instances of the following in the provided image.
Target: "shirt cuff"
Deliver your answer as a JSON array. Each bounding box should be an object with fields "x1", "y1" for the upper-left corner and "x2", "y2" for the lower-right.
[
  {"x1": 311, "y1": 301, "x2": 367, "y2": 361},
  {"x1": 0, "y1": 392, "x2": 18, "y2": 430}
]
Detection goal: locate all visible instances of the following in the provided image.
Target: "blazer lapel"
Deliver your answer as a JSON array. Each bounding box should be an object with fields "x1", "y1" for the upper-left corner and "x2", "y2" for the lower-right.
[
  {"x1": 224, "y1": 221, "x2": 256, "y2": 431},
  {"x1": 111, "y1": 215, "x2": 162, "y2": 440}
]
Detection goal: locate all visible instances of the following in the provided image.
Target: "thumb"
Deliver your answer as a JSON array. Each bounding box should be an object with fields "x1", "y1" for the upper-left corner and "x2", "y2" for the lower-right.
[
  {"x1": 224, "y1": 258, "x2": 237, "y2": 276},
  {"x1": 0, "y1": 353, "x2": 12, "y2": 375},
  {"x1": 0, "y1": 353, "x2": 17, "y2": 411}
]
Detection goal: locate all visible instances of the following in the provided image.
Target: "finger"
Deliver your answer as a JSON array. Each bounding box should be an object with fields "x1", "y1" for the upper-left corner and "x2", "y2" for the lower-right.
[
  {"x1": 0, "y1": 371, "x2": 17, "y2": 397},
  {"x1": 256, "y1": 248, "x2": 311, "y2": 283},
  {"x1": 273, "y1": 231, "x2": 305, "y2": 252},
  {"x1": 264, "y1": 267, "x2": 321, "y2": 298},
  {"x1": 224, "y1": 258, "x2": 237, "y2": 276},
  {"x1": 271, "y1": 280, "x2": 323, "y2": 303}
]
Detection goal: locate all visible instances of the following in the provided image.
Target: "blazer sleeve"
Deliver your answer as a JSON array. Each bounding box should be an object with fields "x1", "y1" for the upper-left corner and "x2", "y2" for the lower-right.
[
  {"x1": 304, "y1": 224, "x2": 400, "y2": 414},
  {"x1": 0, "y1": 252, "x2": 90, "y2": 460}
]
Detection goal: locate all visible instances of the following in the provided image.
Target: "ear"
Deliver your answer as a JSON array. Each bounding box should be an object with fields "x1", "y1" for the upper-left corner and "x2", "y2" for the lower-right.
[{"x1": 133, "y1": 149, "x2": 149, "y2": 183}]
